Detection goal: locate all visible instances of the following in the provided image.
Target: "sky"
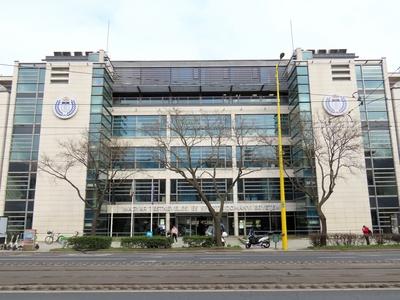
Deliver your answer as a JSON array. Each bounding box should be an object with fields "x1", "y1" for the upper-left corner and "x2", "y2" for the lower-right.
[{"x1": 0, "y1": 0, "x2": 399, "y2": 75}]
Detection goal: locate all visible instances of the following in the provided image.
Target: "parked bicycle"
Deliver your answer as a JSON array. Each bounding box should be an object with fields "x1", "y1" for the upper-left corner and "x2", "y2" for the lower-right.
[{"x1": 45, "y1": 231, "x2": 78, "y2": 246}]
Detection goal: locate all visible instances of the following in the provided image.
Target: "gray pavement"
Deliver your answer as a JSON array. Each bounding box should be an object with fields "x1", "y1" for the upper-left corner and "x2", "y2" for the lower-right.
[
  {"x1": 0, "y1": 250, "x2": 399, "y2": 289},
  {"x1": 31, "y1": 236, "x2": 311, "y2": 252},
  {"x1": 1, "y1": 290, "x2": 400, "y2": 300}
]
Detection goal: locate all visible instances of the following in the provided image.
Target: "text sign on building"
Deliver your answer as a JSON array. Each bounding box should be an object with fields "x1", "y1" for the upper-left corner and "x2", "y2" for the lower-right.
[
  {"x1": 110, "y1": 203, "x2": 282, "y2": 214},
  {"x1": 323, "y1": 95, "x2": 348, "y2": 116},
  {"x1": 53, "y1": 97, "x2": 78, "y2": 119}
]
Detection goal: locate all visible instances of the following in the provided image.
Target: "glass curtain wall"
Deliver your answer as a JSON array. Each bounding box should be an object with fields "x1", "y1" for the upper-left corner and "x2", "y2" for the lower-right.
[
  {"x1": 4, "y1": 65, "x2": 45, "y2": 232},
  {"x1": 287, "y1": 60, "x2": 319, "y2": 232},
  {"x1": 84, "y1": 65, "x2": 113, "y2": 234},
  {"x1": 356, "y1": 63, "x2": 400, "y2": 233}
]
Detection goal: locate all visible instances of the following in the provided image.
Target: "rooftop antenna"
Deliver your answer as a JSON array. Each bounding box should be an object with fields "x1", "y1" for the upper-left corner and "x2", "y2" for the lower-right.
[
  {"x1": 106, "y1": 19, "x2": 110, "y2": 53},
  {"x1": 290, "y1": 19, "x2": 295, "y2": 53}
]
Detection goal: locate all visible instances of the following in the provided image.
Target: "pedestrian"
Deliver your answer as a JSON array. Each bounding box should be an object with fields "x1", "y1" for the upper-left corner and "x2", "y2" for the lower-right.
[
  {"x1": 220, "y1": 222, "x2": 225, "y2": 233},
  {"x1": 362, "y1": 225, "x2": 372, "y2": 245},
  {"x1": 171, "y1": 225, "x2": 178, "y2": 243}
]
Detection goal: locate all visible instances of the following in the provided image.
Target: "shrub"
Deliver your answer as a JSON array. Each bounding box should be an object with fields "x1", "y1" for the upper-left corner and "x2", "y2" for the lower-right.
[
  {"x1": 182, "y1": 235, "x2": 214, "y2": 247},
  {"x1": 308, "y1": 233, "x2": 327, "y2": 247},
  {"x1": 67, "y1": 236, "x2": 112, "y2": 250},
  {"x1": 391, "y1": 234, "x2": 400, "y2": 244},
  {"x1": 121, "y1": 236, "x2": 173, "y2": 249},
  {"x1": 328, "y1": 233, "x2": 359, "y2": 246}
]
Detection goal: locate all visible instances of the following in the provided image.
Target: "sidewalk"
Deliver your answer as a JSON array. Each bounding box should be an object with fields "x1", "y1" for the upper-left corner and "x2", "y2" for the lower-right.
[
  {"x1": 2, "y1": 236, "x2": 311, "y2": 253},
  {"x1": 171, "y1": 236, "x2": 310, "y2": 250}
]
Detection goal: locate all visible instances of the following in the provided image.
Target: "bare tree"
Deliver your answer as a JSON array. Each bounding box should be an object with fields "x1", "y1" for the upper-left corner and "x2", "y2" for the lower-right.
[
  {"x1": 39, "y1": 132, "x2": 132, "y2": 235},
  {"x1": 283, "y1": 114, "x2": 363, "y2": 245},
  {"x1": 151, "y1": 109, "x2": 264, "y2": 246}
]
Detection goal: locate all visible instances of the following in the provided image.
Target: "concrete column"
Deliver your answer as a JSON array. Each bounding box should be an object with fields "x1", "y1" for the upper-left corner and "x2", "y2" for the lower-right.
[
  {"x1": 165, "y1": 178, "x2": 171, "y2": 204},
  {"x1": 166, "y1": 212, "x2": 170, "y2": 233},
  {"x1": 234, "y1": 211, "x2": 239, "y2": 236}
]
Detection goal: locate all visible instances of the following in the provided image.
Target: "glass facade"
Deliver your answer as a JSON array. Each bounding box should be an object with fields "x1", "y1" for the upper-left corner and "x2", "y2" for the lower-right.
[
  {"x1": 235, "y1": 114, "x2": 289, "y2": 136},
  {"x1": 83, "y1": 65, "x2": 114, "y2": 234},
  {"x1": 112, "y1": 147, "x2": 165, "y2": 169},
  {"x1": 170, "y1": 115, "x2": 231, "y2": 136},
  {"x1": 171, "y1": 146, "x2": 232, "y2": 168},
  {"x1": 286, "y1": 59, "x2": 319, "y2": 231},
  {"x1": 356, "y1": 63, "x2": 400, "y2": 232},
  {"x1": 171, "y1": 179, "x2": 233, "y2": 202},
  {"x1": 4, "y1": 65, "x2": 45, "y2": 232},
  {"x1": 113, "y1": 115, "x2": 166, "y2": 137},
  {"x1": 238, "y1": 178, "x2": 302, "y2": 201},
  {"x1": 111, "y1": 179, "x2": 166, "y2": 203}
]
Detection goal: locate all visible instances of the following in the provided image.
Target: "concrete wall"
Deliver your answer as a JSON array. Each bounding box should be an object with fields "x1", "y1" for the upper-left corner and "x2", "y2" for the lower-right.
[
  {"x1": 0, "y1": 84, "x2": 10, "y2": 195},
  {"x1": 33, "y1": 62, "x2": 93, "y2": 238},
  {"x1": 0, "y1": 70, "x2": 18, "y2": 217},
  {"x1": 308, "y1": 59, "x2": 372, "y2": 233}
]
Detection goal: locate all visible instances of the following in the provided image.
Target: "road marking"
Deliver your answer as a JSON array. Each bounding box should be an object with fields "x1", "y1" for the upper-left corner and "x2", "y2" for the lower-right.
[{"x1": 200, "y1": 256, "x2": 237, "y2": 260}]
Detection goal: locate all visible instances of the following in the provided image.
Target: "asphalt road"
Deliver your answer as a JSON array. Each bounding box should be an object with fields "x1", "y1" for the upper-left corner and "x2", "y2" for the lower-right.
[
  {"x1": 0, "y1": 250, "x2": 399, "y2": 290},
  {"x1": 1, "y1": 290, "x2": 400, "y2": 300}
]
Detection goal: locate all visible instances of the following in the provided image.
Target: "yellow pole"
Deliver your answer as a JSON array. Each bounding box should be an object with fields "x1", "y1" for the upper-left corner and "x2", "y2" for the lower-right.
[{"x1": 276, "y1": 63, "x2": 288, "y2": 251}]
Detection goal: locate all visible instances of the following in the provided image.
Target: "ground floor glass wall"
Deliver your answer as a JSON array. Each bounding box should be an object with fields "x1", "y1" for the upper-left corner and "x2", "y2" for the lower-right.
[{"x1": 103, "y1": 210, "x2": 313, "y2": 237}]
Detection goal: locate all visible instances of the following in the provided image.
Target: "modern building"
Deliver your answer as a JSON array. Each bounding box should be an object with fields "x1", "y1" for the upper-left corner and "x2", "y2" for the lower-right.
[{"x1": 0, "y1": 49, "x2": 399, "y2": 238}]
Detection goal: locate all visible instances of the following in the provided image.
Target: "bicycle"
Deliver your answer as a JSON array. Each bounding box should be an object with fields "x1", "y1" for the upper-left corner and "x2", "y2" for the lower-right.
[
  {"x1": 45, "y1": 231, "x2": 66, "y2": 245},
  {"x1": 45, "y1": 231, "x2": 79, "y2": 248}
]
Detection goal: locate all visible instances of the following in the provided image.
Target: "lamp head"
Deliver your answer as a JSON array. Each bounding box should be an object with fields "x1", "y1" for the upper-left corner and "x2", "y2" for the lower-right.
[{"x1": 279, "y1": 53, "x2": 285, "y2": 60}]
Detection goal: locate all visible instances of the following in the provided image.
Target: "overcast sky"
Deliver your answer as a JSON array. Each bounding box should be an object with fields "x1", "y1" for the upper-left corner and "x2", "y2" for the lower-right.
[{"x1": 0, "y1": 0, "x2": 399, "y2": 75}]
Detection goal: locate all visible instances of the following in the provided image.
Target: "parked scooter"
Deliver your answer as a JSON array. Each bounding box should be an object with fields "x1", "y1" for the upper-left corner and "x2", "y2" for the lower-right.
[
  {"x1": 245, "y1": 231, "x2": 270, "y2": 249},
  {"x1": 6, "y1": 233, "x2": 22, "y2": 251}
]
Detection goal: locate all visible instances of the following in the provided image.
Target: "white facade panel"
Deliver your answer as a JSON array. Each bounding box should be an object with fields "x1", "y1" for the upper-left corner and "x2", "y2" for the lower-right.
[
  {"x1": 33, "y1": 63, "x2": 93, "y2": 238},
  {"x1": 308, "y1": 59, "x2": 372, "y2": 233}
]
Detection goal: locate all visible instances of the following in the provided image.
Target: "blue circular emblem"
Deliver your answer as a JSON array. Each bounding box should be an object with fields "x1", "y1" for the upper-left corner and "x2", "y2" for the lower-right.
[
  {"x1": 323, "y1": 95, "x2": 348, "y2": 116},
  {"x1": 53, "y1": 97, "x2": 78, "y2": 119}
]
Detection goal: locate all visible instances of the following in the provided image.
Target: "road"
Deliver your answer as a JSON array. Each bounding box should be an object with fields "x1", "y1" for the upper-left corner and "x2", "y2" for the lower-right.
[
  {"x1": 1, "y1": 290, "x2": 400, "y2": 300},
  {"x1": 0, "y1": 250, "x2": 399, "y2": 291}
]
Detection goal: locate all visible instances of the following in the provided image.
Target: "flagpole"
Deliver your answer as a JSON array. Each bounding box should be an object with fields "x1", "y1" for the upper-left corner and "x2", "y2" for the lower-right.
[
  {"x1": 150, "y1": 178, "x2": 154, "y2": 234},
  {"x1": 130, "y1": 179, "x2": 135, "y2": 237}
]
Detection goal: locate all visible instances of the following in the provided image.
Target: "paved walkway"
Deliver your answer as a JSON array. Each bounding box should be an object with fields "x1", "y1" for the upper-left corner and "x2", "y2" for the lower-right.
[
  {"x1": 9, "y1": 236, "x2": 311, "y2": 252},
  {"x1": 171, "y1": 236, "x2": 310, "y2": 250}
]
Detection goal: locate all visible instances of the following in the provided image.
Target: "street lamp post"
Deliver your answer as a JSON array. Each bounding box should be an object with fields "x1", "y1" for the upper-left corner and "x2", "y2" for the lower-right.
[{"x1": 276, "y1": 52, "x2": 288, "y2": 251}]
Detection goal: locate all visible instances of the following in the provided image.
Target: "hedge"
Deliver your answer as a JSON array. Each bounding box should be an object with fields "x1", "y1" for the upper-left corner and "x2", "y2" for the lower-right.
[
  {"x1": 182, "y1": 235, "x2": 214, "y2": 247},
  {"x1": 121, "y1": 236, "x2": 173, "y2": 249},
  {"x1": 309, "y1": 233, "x2": 400, "y2": 247},
  {"x1": 67, "y1": 236, "x2": 112, "y2": 250}
]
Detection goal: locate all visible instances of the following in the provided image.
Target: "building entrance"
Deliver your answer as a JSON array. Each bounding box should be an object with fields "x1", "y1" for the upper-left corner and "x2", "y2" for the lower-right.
[{"x1": 175, "y1": 214, "x2": 229, "y2": 236}]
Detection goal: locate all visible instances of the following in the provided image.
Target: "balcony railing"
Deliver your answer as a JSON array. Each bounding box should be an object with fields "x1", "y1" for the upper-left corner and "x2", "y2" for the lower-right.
[{"x1": 113, "y1": 96, "x2": 289, "y2": 107}]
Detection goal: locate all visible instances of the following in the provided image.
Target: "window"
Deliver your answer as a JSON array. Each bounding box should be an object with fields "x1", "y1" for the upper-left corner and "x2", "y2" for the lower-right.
[
  {"x1": 113, "y1": 115, "x2": 166, "y2": 137},
  {"x1": 170, "y1": 115, "x2": 231, "y2": 137},
  {"x1": 171, "y1": 146, "x2": 232, "y2": 168},
  {"x1": 112, "y1": 147, "x2": 164, "y2": 169},
  {"x1": 238, "y1": 178, "x2": 296, "y2": 201},
  {"x1": 171, "y1": 179, "x2": 233, "y2": 202},
  {"x1": 236, "y1": 114, "x2": 289, "y2": 136},
  {"x1": 237, "y1": 146, "x2": 277, "y2": 168},
  {"x1": 111, "y1": 179, "x2": 166, "y2": 203}
]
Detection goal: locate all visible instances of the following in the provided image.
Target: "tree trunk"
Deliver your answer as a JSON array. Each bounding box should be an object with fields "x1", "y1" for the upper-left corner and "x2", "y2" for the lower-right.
[
  {"x1": 316, "y1": 203, "x2": 327, "y2": 246},
  {"x1": 90, "y1": 208, "x2": 101, "y2": 235},
  {"x1": 213, "y1": 214, "x2": 223, "y2": 247}
]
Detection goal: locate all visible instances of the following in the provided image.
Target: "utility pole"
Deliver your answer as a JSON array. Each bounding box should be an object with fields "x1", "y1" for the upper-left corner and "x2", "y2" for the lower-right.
[{"x1": 276, "y1": 52, "x2": 288, "y2": 251}]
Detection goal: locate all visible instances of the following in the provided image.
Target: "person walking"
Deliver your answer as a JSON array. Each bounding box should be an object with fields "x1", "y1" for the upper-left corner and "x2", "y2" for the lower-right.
[
  {"x1": 362, "y1": 225, "x2": 372, "y2": 245},
  {"x1": 171, "y1": 225, "x2": 178, "y2": 243}
]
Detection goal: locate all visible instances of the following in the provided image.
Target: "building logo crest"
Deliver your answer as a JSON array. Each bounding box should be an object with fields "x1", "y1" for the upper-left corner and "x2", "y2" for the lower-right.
[
  {"x1": 53, "y1": 97, "x2": 78, "y2": 119},
  {"x1": 323, "y1": 95, "x2": 348, "y2": 116}
]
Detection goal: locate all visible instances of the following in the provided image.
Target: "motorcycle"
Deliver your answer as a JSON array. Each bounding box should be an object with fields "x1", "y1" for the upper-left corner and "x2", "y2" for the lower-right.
[{"x1": 245, "y1": 232, "x2": 270, "y2": 249}]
